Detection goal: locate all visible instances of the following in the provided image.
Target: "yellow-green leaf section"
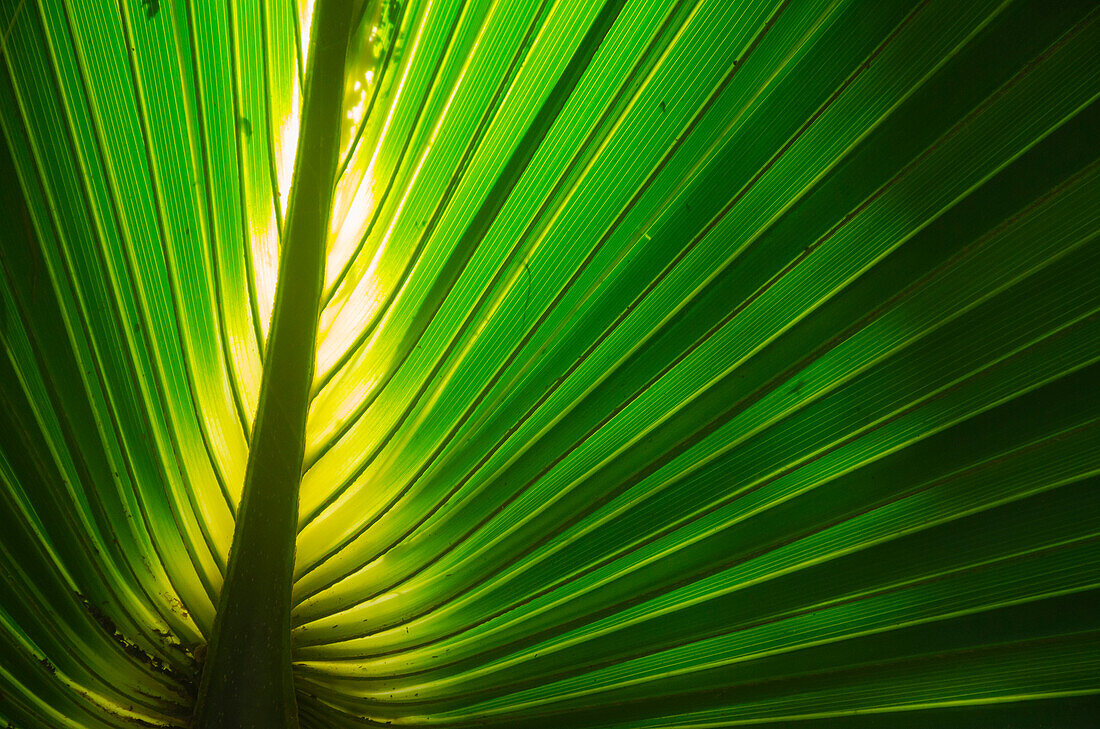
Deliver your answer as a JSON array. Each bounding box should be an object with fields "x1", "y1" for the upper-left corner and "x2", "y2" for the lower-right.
[{"x1": 1, "y1": 0, "x2": 1098, "y2": 727}]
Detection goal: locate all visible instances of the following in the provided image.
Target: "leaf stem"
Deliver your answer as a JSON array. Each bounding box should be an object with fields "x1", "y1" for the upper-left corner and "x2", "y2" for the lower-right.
[{"x1": 191, "y1": 1, "x2": 354, "y2": 726}]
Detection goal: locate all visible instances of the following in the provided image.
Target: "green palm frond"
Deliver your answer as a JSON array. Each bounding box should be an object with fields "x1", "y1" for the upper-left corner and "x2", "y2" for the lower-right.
[{"x1": 1, "y1": 0, "x2": 1098, "y2": 727}]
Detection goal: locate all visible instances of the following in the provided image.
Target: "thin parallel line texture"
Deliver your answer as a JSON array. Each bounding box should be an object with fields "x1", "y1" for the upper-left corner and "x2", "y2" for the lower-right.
[{"x1": 0, "y1": 0, "x2": 1098, "y2": 727}]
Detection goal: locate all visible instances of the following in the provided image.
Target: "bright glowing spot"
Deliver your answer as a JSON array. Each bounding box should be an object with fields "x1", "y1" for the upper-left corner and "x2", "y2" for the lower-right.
[
  {"x1": 316, "y1": 245, "x2": 385, "y2": 374},
  {"x1": 250, "y1": 208, "x2": 280, "y2": 341},
  {"x1": 346, "y1": 89, "x2": 367, "y2": 125},
  {"x1": 300, "y1": 0, "x2": 316, "y2": 71},
  {"x1": 276, "y1": 85, "x2": 302, "y2": 218},
  {"x1": 325, "y1": 1, "x2": 432, "y2": 290},
  {"x1": 331, "y1": 373, "x2": 378, "y2": 426},
  {"x1": 326, "y1": 173, "x2": 376, "y2": 288},
  {"x1": 316, "y1": 145, "x2": 428, "y2": 379}
]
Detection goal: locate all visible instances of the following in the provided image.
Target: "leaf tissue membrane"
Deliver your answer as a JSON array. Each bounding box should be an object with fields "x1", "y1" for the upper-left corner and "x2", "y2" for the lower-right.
[{"x1": 1, "y1": 0, "x2": 1098, "y2": 727}]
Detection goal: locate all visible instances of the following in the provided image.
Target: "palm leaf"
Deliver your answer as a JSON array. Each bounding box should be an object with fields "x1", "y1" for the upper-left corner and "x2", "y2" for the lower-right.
[{"x1": 1, "y1": 0, "x2": 1098, "y2": 727}]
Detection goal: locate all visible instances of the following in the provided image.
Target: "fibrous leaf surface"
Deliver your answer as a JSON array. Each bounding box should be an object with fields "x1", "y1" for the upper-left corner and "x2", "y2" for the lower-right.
[{"x1": 1, "y1": 0, "x2": 1099, "y2": 726}]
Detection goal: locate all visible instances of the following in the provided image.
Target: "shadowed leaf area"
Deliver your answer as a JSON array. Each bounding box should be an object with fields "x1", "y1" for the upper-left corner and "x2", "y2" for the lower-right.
[{"x1": 1, "y1": 0, "x2": 1099, "y2": 727}]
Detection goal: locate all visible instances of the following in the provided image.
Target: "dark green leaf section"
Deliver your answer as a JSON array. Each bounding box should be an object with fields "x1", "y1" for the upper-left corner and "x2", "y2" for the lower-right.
[
  {"x1": 2, "y1": 0, "x2": 1100, "y2": 728},
  {"x1": 191, "y1": 0, "x2": 354, "y2": 727}
]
